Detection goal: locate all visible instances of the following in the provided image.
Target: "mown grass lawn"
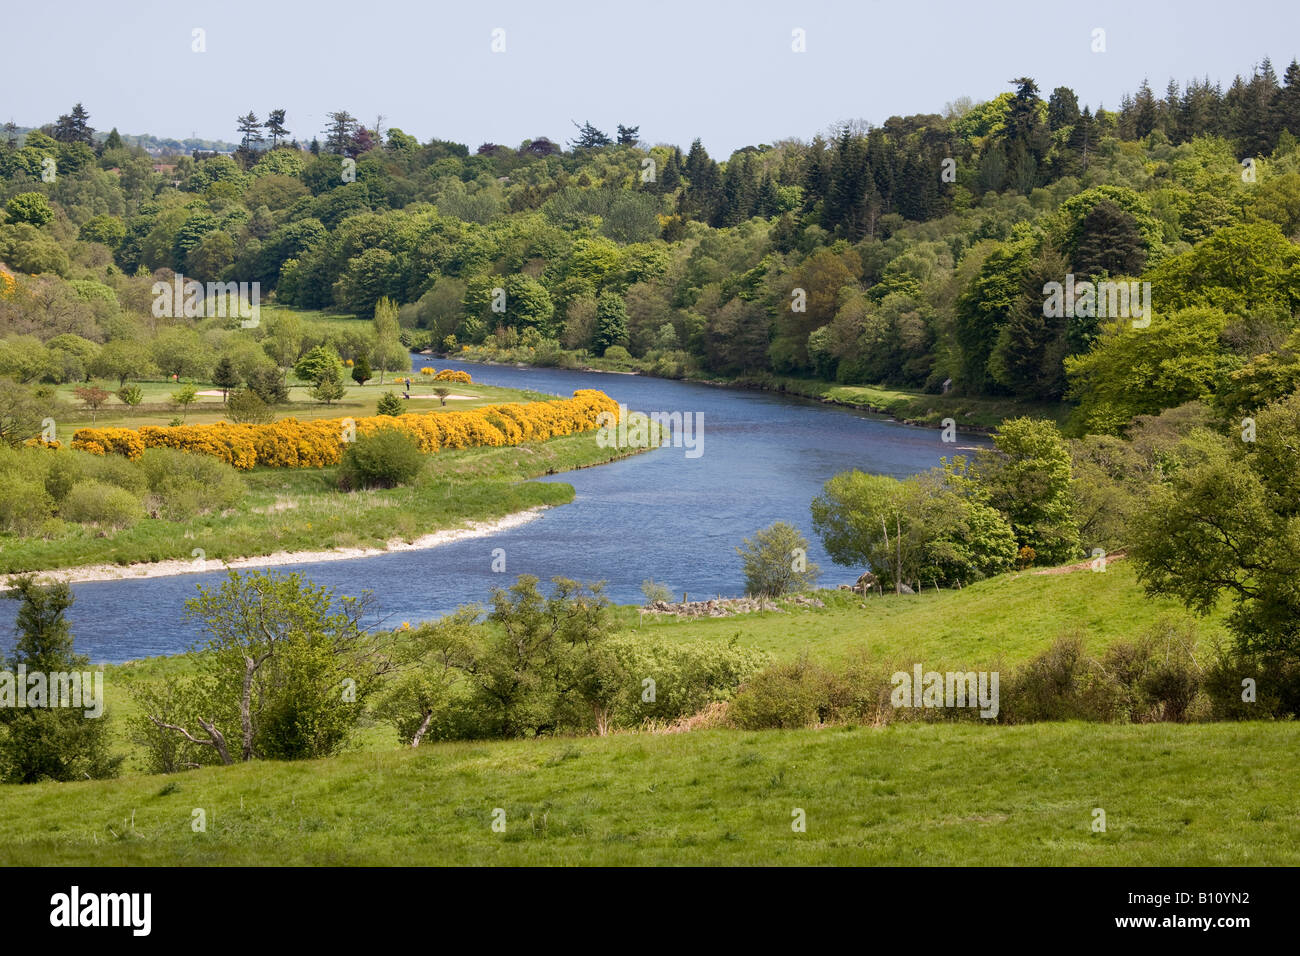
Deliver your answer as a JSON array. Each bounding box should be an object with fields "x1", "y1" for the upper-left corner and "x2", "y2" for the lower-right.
[{"x1": 0, "y1": 722, "x2": 1294, "y2": 865}]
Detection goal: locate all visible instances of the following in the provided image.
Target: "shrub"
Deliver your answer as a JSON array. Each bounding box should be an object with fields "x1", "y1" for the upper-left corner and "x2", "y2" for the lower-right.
[
  {"x1": 139, "y1": 447, "x2": 244, "y2": 520},
  {"x1": 729, "y1": 657, "x2": 837, "y2": 729},
  {"x1": 375, "y1": 391, "x2": 405, "y2": 416},
  {"x1": 60, "y1": 480, "x2": 143, "y2": 529},
  {"x1": 1204, "y1": 646, "x2": 1300, "y2": 719},
  {"x1": 433, "y1": 368, "x2": 472, "y2": 384},
  {"x1": 73, "y1": 389, "x2": 618, "y2": 469},
  {"x1": 338, "y1": 429, "x2": 423, "y2": 490},
  {"x1": 226, "y1": 388, "x2": 275, "y2": 424},
  {"x1": 0, "y1": 477, "x2": 52, "y2": 534},
  {"x1": 116, "y1": 385, "x2": 144, "y2": 407},
  {"x1": 1001, "y1": 633, "x2": 1106, "y2": 722}
]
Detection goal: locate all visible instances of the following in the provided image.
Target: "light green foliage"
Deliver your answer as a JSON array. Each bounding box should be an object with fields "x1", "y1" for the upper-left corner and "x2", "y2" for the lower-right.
[{"x1": 736, "y1": 521, "x2": 820, "y2": 598}]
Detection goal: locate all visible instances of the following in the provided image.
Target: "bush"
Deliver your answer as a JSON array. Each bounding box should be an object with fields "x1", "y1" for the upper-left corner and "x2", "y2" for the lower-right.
[
  {"x1": 1204, "y1": 645, "x2": 1300, "y2": 719},
  {"x1": 116, "y1": 385, "x2": 143, "y2": 407},
  {"x1": 376, "y1": 391, "x2": 405, "y2": 416},
  {"x1": 729, "y1": 657, "x2": 837, "y2": 729},
  {"x1": 226, "y1": 388, "x2": 275, "y2": 424},
  {"x1": 338, "y1": 428, "x2": 424, "y2": 490},
  {"x1": 139, "y1": 447, "x2": 244, "y2": 520},
  {"x1": 60, "y1": 480, "x2": 143, "y2": 529},
  {"x1": 0, "y1": 477, "x2": 52, "y2": 534}
]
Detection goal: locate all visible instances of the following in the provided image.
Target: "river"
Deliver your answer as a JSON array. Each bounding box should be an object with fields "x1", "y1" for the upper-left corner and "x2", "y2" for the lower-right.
[{"x1": 0, "y1": 360, "x2": 989, "y2": 662}]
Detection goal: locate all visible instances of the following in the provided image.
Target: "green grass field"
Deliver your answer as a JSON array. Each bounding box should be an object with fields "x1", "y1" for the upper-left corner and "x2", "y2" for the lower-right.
[
  {"x1": 613, "y1": 559, "x2": 1228, "y2": 666},
  {"x1": 53, "y1": 376, "x2": 554, "y2": 430},
  {"x1": 0, "y1": 722, "x2": 1294, "y2": 865},
  {"x1": 1, "y1": 548, "x2": 1290, "y2": 866}
]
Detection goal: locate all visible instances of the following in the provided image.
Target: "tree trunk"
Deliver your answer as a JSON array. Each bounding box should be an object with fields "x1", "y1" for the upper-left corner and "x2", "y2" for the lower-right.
[
  {"x1": 241, "y1": 656, "x2": 256, "y2": 761},
  {"x1": 411, "y1": 710, "x2": 435, "y2": 747},
  {"x1": 196, "y1": 717, "x2": 233, "y2": 765}
]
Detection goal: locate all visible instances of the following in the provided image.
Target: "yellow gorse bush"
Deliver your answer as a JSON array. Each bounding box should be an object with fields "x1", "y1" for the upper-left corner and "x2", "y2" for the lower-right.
[
  {"x1": 433, "y1": 369, "x2": 473, "y2": 384},
  {"x1": 72, "y1": 390, "x2": 618, "y2": 470}
]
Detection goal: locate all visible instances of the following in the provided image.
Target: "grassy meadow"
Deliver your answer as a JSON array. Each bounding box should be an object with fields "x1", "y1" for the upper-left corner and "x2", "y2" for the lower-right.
[{"x1": 0, "y1": 722, "x2": 1293, "y2": 865}]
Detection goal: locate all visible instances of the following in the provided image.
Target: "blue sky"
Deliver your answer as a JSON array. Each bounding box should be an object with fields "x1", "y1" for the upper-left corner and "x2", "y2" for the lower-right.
[{"x1": 3, "y1": 0, "x2": 1295, "y2": 155}]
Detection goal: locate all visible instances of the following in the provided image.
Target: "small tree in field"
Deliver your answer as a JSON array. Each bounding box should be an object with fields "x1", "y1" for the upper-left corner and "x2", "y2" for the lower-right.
[
  {"x1": 351, "y1": 354, "x2": 372, "y2": 386},
  {"x1": 212, "y1": 355, "x2": 241, "y2": 402},
  {"x1": 139, "y1": 570, "x2": 384, "y2": 765},
  {"x1": 310, "y1": 373, "x2": 347, "y2": 405},
  {"x1": 736, "y1": 521, "x2": 820, "y2": 599},
  {"x1": 376, "y1": 391, "x2": 404, "y2": 416},
  {"x1": 1, "y1": 576, "x2": 122, "y2": 783},
  {"x1": 170, "y1": 384, "x2": 198, "y2": 422},
  {"x1": 73, "y1": 384, "x2": 111, "y2": 423},
  {"x1": 432, "y1": 386, "x2": 450, "y2": 406},
  {"x1": 226, "y1": 388, "x2": 275, "y2": 424},
  {"x1": 116, "y1": 384, "x2": 143, "y2": 408}
]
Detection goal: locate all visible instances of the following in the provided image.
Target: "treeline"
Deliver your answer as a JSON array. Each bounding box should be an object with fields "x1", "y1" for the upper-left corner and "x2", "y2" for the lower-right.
[{"x1": 2, "y1": 58, "x2": 1299, "y2": 434}]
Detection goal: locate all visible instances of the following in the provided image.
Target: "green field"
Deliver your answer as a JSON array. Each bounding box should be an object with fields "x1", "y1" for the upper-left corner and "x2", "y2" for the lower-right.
[
  {"x1": 0, "y1": 722, "x2": 1293, "y2": 865},
  {"x1": 615, "y1": 559, "x2": 1228, "y2": 666},
  {"x1": 1, "y1": 545, "x2": 1289, "y2": 866}
]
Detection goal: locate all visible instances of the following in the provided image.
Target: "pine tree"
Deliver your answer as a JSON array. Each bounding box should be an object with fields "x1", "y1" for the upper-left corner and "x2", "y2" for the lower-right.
[
  {"x1": 52, "y1": 103, "x2": 93, "y2": 145},
  {"x1": 265, "y1": 109, "x2": 290, "y2": 148},
  {"x1": 1274, "y1": 60, "x2": 1300, "y2": 140},
  {"x1": 0, "y1": 577, "x2": 122, "y2": 783},
  {"x1": 212, "y1": 355, "x2": 241, "y2": 402}
]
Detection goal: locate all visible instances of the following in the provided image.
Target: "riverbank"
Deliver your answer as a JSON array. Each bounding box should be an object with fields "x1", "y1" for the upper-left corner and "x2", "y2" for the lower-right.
[
  {"x1": 432, "y1": 352, "x2": 1068, "y2": 432},
  {"x1": 0, "y1": 428, "x2": 655, "y2": 579},
  {"x1": 8, "y1": 507, "x2": 550, "y2": 587}
]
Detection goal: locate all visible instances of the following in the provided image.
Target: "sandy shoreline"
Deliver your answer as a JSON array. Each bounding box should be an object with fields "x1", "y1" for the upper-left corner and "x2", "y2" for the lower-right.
[{"x1": 10, "y1": 507, "x2": 549, "y2": 587}]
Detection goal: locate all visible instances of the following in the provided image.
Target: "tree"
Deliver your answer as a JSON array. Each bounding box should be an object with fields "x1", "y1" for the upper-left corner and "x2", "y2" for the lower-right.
[
  {"x1": 51, "y1": 103, "x2": 93, "y2": 145},
  {"x1": 370, "y1": 297, "x2": 409, "y2": 383},
  {"x1": 72, "y1": 384, "x2": 111, "y2": 423},
  {"x1": 246, "y1": 366, "x2": 289, "y2": 406},
  {"x1": 0, "y1": 381, "x2": 51, "y2": 446},
  {"x1": 309, "y1": 372, "x2": 346, "y2": 405},
  {"x1": 171, "y1": 384, "x2": 198, "y2": 421},
  {"x1": 264, "y1": 108, "x2": 290, "y2": 148},
  {"x1": 350, "y1": 354, "x2": 372, "y2": 386},
  {"x1": 1133, "y1": 390, "x2": 1300, "y2": 662},
  {"x1": 5, "y1": 192, "x2": 53, "y2": 227},
  {"x1": 226, "y1": 388, "x2": 275, "y2": 424},
  {"x1": 294, "y1": 344, "x2": 344, "y2": 386},
  {"x1": 116, "y1": 384, "x2": 143, "y2": 407},
  {"x1": 976, "y1": 418, "x2": 1080, "y2": 564},
  {"x1": 212, "y1": 355, "x2": 241, "y2": 402},
  {"x1": 0, "y1": 576, "x2": 121, "y2": 783},
  {"x1": 616, "y1": 124, "x2": 640, "y2": 145},
  {"x1": 91, "y1": 343, "x2": 156, "y2": 390},
  {"x1": 324, "y1": 110, "x2": 359, "y2": 155},
  {"x1": 735, "y1": 521, "x2": 821, "y2": 598},
  {"x1": 236, "y1": 111, "x2": 264, "y2": 152},
  {"x1": 569, "y1": 120, "x2": 612, "y2": 150},
  {"x1": 150, "y1": 327, "x2": 210, "y2": 381},
  {"x1": 376, "y1": 391, "x2": 405, "y2": 416},
  {"x1": 593, "y1": 291, "x2": 628, "y2": 355},
  {"x1": 432, "y1": 386, "x2": 450, "y2": 406},
  {"x1": 142, "y1": 571, "x2": 381, "y2": 764}
]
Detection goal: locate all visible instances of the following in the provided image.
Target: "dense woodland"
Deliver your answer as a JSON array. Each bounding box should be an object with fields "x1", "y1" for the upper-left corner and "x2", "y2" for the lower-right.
[{"x1": 2, "y1": 60, "x2": 1299, "y2": 435}]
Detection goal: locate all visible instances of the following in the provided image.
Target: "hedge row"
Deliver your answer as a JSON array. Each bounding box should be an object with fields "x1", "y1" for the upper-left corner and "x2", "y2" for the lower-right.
[{"x1": 72, "y1": 389, "x2": 618, "y2": 470}]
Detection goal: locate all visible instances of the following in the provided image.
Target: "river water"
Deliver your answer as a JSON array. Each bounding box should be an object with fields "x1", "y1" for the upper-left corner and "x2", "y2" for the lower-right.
[{"x1": 1, "y1": 360, "x2": 988, "y2": 662}]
